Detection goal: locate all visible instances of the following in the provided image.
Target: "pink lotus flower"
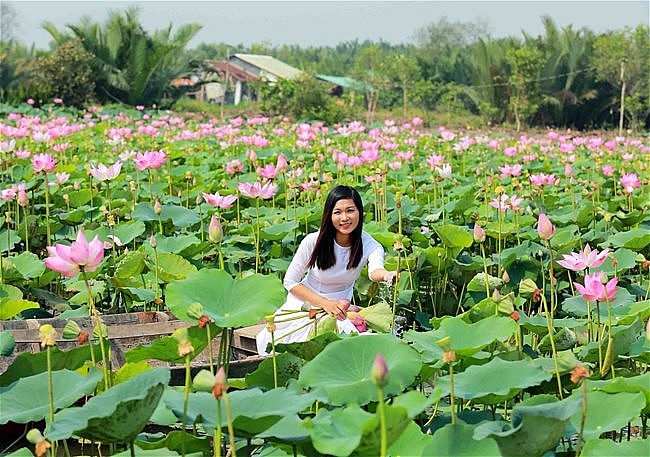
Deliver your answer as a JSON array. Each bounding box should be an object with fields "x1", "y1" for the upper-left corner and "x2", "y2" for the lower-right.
[
  {"x1": 257, "y1": 163, "x2": 279, "y2": 180},
  {"x1": 619, "y1": 173, "x2": 641, "y2": 194},
  {"x1": 498, "y1": 163, "x2": 522, "y2": 178},
  {"x1": 202, "y1": 192, "x2": 237, "y2": 209},
  {"x1": 133, "y1": 150, "x2": 167, "y2": 171},
  {"x1": 89, "y1": 161, "x2": 122, "y2": 181},
  {"x1": 31, "y1": 153, "x2": 57, "y2": 173},
  {"x1": 575, "y1": 272, "x2": 618, "y2": 302},
  {"x1": 276, "y1": 153, "x2": 288, "y2": 172},
  {"x1": 238, "y1": 181, "x2": 278, "y2": 200},
  {"x1": 208, "y1": 215, "x2": 223, "y2": 243},
  {"x1": 557, "y1": 244, "x2": 609, "y2": 272},
  {"x1": 426, "y1": 154, "x2": 445, "y2": 169},
  {"x1": 530, "y1": 173, "x2": 559, "y2": 186},
  {"x1": 225, "y1": 159, "x2": 243, "y2": 175},
  {"x1": 44, "y1": 230, "x2": 104, "y2": 277},
  {"x1": 537, "y1": 213, "x2": 555, "y2": 240},
  {"x1": 473, "y1": 224, "x2": 486, "y2": 243},
  {"x1": 601, "y1": 165, "x2": 615, "y2": 176},
  {"x1": 347, "y1": 313, "x2": 367, "y2": 333}
]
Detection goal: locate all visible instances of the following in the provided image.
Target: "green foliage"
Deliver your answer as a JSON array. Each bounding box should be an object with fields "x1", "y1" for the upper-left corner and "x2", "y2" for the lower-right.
[
  {"x1": 257, "y1": 74, "x2": 355, "y2": 124},
  {"x1": 29, "y1": 40, "x2": 95, "y2": 107}
]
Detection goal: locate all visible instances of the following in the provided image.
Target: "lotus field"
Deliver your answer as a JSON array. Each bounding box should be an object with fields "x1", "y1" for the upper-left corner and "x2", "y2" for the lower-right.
[{"x1": 0, "y1": 104, "x2": 649, "y2": 457}]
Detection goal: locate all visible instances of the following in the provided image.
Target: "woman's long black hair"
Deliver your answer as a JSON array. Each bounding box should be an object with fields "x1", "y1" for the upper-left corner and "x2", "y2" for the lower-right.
[{"x1": 306, "y1": 185, "x2": 364, "y2": 270}]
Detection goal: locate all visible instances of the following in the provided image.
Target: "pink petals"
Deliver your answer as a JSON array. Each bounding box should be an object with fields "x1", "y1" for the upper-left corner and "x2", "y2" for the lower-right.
[{"x1": 44, "y1": 230, "x2": 104, "y2": 277}]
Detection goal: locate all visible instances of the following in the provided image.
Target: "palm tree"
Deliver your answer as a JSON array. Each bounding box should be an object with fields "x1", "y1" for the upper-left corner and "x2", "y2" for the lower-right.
[{"x1": 43, "y1": 7, "x2": 201, "y2": 107}]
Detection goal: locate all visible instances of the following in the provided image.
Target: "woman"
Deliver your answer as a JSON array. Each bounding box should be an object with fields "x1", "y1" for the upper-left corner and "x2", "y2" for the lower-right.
[{"x1": 256, "y1": 185, "x2": 397, "y2": 355}]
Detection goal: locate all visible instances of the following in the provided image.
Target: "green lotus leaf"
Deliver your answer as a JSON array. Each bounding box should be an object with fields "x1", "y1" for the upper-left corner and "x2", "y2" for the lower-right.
[
  {"x1": 581, "y1": 437, "x2": 650, "y2": 456},
  {"x1": 8, "y1": 252, "x2": 46, "y2": 279},
  {"x1": 569, "y1": 389, "x2": 646, "y2": 440},
  {"x1": 0, "y1": 344, "x2": 104, "y2": 387},
  {"x1": 0, "y1": 368, "x2": 102, "y2": 424},
  {"x1": 114, "y1": 251, "x2": 146, "y2": 279},
  {"x1": 245, "y1": 351, "x2": 304, "y2": 389},
  {"x1": 3, "y1": 448, "x2": 34, "y2": 457},
  {"x1": 421, "y1": 246, "x2": 453, "y2": 271},
  {"x1": 146, "y1": 234, "x2": 201, "y2": 254},
  {"x1": 466, "y1": 272, "x2": 503, "y2": 292},
  {"x1": 161, "y1": 386, "x2": 316, "y2": 435},
  {"x1": 582, "y1": 373, "x2": 650, "y2": 415},
  {"x1": 134, "y1": 430, "x2": 211, "y2": 454},
  {"x1": 0, "y1": 298, "x2": 39, "y2": 320},
  {"x1": 161, "y1": 204, "x2": 200, "y2": 228},
  {"x1": 405, "y1": 315, "x2": 517, "y2": 362},
  {"x1": 255, "y1": 414, "x2": 309, "y2": 441},
  {"x1": 598, "y1": 248, "x2": 638, "y2": 274},
  {"x1": 578, "y1": 319, "x2": 643, "y2": 362},
  {"x1": 607, "y1": 227, "x2": 650, "y2": 249},
  {"x1": 148, "y1": 252, "x2": 198, "y2": 283},
  {"x1": 0, "y1": 284, "x2": 23, "y2": 300},
  {"x1": 166, "y1": 269, "x2": 285, "y2": 328},
  {"x1": 0, "y1": 229, "x2": 21, "y2": 252},
  {"x1": 437, "y1": 358, "x2": 552, "y2": 403},
  {"x1": 0, "y1": 330, "x2": 15, "y2": 356},
  {"x1": 425, "y1": 421, "x2": 500, "y2": 456},
  {"x1": 297, "y1": 334, "x2": 422, "y2": 406},
  {"x1": 435, "y1": 224, "x2": 473, "y2": 248},
  {"x1": 261, "y1": 221, "x2": 299, "y2": 240},
  {"x1": 124, "y1": 323, "x2": 217, "y2": 364},
  {"x1": 387, "y1": 421, "x2": 435, "y2": 457},
  {"x1": 473, "y1": 394, "x2": 581, "y2": 457},
  {"x1": 131, "y1": 202, "x2": 157, "y2": 222},
  {"x1": 47, "y1": 368, "x2": 170, "y2": 443}
]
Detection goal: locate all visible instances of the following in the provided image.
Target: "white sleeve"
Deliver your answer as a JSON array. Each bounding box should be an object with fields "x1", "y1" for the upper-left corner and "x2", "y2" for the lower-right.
[
  {"x1": 283, "y1": 232, "x2": 317, "y2": 292},
  {"x1": 365, "y1": 234, "x2": 385, "y2": 278}
]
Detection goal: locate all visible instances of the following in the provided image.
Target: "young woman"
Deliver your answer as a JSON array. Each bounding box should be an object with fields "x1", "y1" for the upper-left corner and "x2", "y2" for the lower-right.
[{"x1": 256, "y1": 185, "x2": 397, "y2": 355}]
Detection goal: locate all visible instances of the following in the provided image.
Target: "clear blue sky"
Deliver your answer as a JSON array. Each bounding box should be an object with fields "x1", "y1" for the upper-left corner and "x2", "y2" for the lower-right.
[{"x1": 7, "y1": 0, "x2": 649, "y2": 49}]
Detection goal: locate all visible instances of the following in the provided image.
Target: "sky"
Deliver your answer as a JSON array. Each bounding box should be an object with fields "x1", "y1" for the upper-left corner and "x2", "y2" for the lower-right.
[{"x1": 5, "y1": 0, "x2": 649, "y2": 50}]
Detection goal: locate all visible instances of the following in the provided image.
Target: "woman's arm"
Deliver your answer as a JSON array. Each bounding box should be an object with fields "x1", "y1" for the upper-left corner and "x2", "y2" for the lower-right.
[
  {"x1": 288, "y1": 283, "x2": 348, "y2": 320},
  {"x1": 369, "y1": 268, "x2": 397, "y2": 283}
]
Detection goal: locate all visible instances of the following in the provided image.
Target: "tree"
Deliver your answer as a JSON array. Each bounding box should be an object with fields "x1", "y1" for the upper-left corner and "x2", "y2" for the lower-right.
[
  {"x1": 384, "y1": 52, "x2": 421, "y2": 118},
  {"x1": 42, "y1": 7, "x2": 201, "y2": 107},
  {"x1": 592, "y1": 26, "x2": 650, "y2": 131},
  {"x1": 30, "y1": 41, "x2": 95, "y2": 107},
  {"x1": 1, "y1": 2, "x2": 17, "y2": 42},
  {"x1": 506, "y1": 45, "x2": 544, "y2": 131},
  {"x1": 352, "y1": 44, "x2": 390, "y2": 124}
]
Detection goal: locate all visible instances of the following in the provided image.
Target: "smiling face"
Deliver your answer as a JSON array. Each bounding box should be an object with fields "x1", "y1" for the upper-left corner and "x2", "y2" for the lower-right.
[{"x1": 331, "y1": 198, "x2": 359, "y2": 246}]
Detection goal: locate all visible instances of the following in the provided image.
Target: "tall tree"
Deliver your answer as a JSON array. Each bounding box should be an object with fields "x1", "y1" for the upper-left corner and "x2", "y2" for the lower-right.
[
  {"x1": 42, "y1": 7, "x2": 201, "y2": 106},
  {"x1": 592, "y1": 26, "x2": 650, "y2": 131},
  {"x1": 506, "y1": 44, "x2": 544, "y2": 131}
]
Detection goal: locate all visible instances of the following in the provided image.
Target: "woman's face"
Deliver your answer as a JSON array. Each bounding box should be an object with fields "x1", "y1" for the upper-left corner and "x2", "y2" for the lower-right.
[{"x1": 331, "y1": 198, "x2": 359, "y2": 240}]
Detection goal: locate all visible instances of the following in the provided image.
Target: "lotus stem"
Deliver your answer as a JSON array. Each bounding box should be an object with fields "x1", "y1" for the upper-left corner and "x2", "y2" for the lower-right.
[
  {"x1": 575, "y1": 379, "x2": 588, "y2": 456},
  {"x1": 376, "y1": 385, "x2": 387, "y2": 457},
  {"x1": 222, "y1": 392, "x2": 237, "y2": 457},
  {"x1": 43, "y1": 173, "x2": 51, "y2": 246},
  {"x1": 182, "y1": 353, "x2": 191, "y2": 456},
  {"x1": 540, "y1": 293, "x2": 563, "y2": 399},
  {"x1": 214, "y1": 400, "x2": 223, "y2": 457},
  {"x1": 82, "y1": 270, "x2": 109, "y2": 390}
]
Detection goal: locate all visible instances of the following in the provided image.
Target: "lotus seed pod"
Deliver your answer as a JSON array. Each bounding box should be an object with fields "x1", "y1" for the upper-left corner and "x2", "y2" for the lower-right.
[
  {"x1": 193, "y1": 369, "x2": 216, "y2": 392},
  {"x1": 38, "y1": 324, "x2": 57, "y2": 348},
  {"x1": 62, "y1": 320, "x2": 81, "y2": 339},
  {"x1": 519, "y1": 278, "x2": 539, "y2": 295},
  {"x1": 187, "y1": 302, "x2": 204, "y2": 320},
  {"x1": 92, "y1": 322, "x2": 108, "y2": 339},
  {"x1": 26, "y1": 428, "x2": 44, "y2": 444},
  {"x1": 178, "y1": 339, "x2": 194, "y2": 357}
]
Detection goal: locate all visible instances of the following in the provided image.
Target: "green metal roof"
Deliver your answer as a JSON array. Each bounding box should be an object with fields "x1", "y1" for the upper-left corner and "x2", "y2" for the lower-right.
[{"x1": 316, "y1": 74, "x2": 366, "y2": 90}]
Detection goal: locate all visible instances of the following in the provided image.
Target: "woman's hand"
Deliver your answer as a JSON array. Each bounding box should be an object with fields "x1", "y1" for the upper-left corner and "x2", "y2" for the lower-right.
[
  {"x1": 321, "y1": 299, "x2": 349, "y2": 320},
  {"x1": 371, "y1": 268, "x2": 399, "y2": 284}
]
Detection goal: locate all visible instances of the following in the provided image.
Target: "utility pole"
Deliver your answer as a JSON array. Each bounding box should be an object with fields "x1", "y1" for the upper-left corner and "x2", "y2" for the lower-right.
[{"x1": 618, "y1": 58, "x2": 626, "y2": 136}]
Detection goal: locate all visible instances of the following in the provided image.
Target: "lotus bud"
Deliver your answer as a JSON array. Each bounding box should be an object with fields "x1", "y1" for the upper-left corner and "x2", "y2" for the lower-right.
[
  {"x1": 18, "y1": 190, "x2": 29, "y2": 206},
  {"x1": 519, "y1": 278, "x2": 539, "y2": 296},
  {"x1": 39, "y1": 324, "x2": 57, "y2": 348},
  {"x1": 537, "y1": 213, "x2": 555, "y2": 240},
  {"x1": 62, "y1": 320, "x2": 81, "y2": 339},
  {"x1": 502, "y1": 270, "x2": 510, "y2": 283},
  {"x1": 371, "y1": 353, "x2": 389, "y2": 388},
  {"x1": 492, "y1": 288, "x2": 501, "y2": 302},
  {"x1": 212, "y1": 366, "x2": 228, "y2": 400},
  {"x1": 153, "y1": 199, "x2": 162, "y2": 215},
  {"x1": 187, "y1": 302, "x2": 204, "y2": 320},
  {"x1": 208, "y1": 215, "x2": 223, "y2": 243},
  {"x1": 193, "y1": 369, "x2": 216, "y2": 392},
  {"x1": 149, "y1": 234, "x2": 157, "y2": 248},
  {"x1": 92, "y1": 322, "x2": 108, "y2": 339},
  {"x1": 473, "y1": 223, "x2": 486, "y2": 243}
]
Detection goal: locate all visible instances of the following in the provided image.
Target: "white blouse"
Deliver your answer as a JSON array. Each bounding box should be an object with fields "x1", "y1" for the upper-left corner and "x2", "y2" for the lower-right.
[{"x1": 281, "y1": 230, "x2": 385, "y2": 310}]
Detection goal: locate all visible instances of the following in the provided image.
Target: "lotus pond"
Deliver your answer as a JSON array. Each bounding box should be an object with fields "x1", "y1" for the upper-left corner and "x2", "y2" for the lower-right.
[{"x1": 0, "y1": 104, "x2": 649, "y2": 457}]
